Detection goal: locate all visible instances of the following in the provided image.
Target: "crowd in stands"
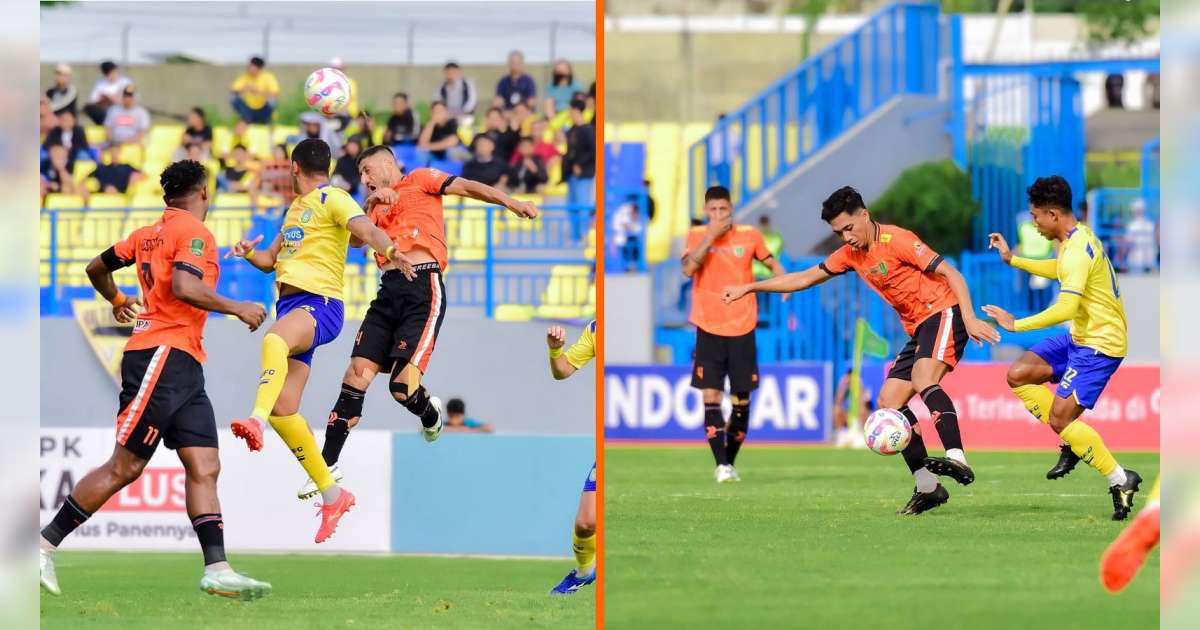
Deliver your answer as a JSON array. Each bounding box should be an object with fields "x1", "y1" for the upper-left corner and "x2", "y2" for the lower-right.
[{"x1": 41, "y1": 51, "x2": 597, "y2": 227}]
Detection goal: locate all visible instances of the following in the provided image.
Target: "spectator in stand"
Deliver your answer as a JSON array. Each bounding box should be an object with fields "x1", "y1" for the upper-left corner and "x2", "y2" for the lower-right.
[
  {"x1": 1105, "y1": 73, "x2": 1125, "y2": 109},
  {"x1": 91, "y1": 144, "x2": 144, "y2": 194},
  {"x1": 259, "y1": 144, "x2": 295, "y2": 204},
  {"x1": 216, "y1": 144, "x2": 258, "y2": 193},
  {"x1": 40, "y1": 96, "x2": 57, "y2": 137},
  {"x1": 437, "y1": 61, "x2": 478, "y2": 125},
  {"x1": 229, "y1": 56, "x2": 279, "y2": 124},
  {"x1": 563, "y1": 98, "x2": 596, "y2": 239},
  {"x1": 418, "y1": 101, "x2": 462, "y2": 161},
  {"x1": 83, "y1": 60, "x2": 132, "y2": 125},
  {"x1": 177, "y1": 107, "x2": 213, "y2": 159},
  {"x1": 1146, "y1": 73, "x2": 1160, "y2": 110},
  {"x1": 611, "y1": 194, "x2": 644, "y2": 271},
  {"x1": 529, "y1": 117, "x2": 562, "y2": 174},
  {"x1": 41, "y1": 143, "x2": 82, "y2": 198},
  {"x1": 332, "y1": 139, "x2": 363, "y2": 197},
  {"x1": 46, "y1": 64, "x2": 78, "y2": 115},
  {"x1": 444, "y1": 398, "x2": 493, "y2": 433},
  {"x1": 586, "y1": 81, "x2": 596, "y2": 123},
  {"x1": 328, "y1": 57, "x2": 359, "y2": 130},
  {"x1": 482, "y1": 107, "x2": 519, "y2": 164},
  {"x1": 462, "y1": 135, "x2": 508, "y2": 189},
  {"x1": 546, "y1": 91, "x2": 581, "y2": 139},
  {"x1": 43, "y1": 109, "x2": 90, "y2": 173},
  {"x1": 1123, "y1": 199, "x2": 1158, "y2": 273},
  {"x1": 104, "y1": 85, "x2": 150, "y2": 147},
  {"x1": 347, "y1": 111, "x2": 376, "y2": 149},
  {"x1": 294, "y1": 111, "x2": 344, "y2": 157},
  {"x1": 511, "y1": 100, "x2": 535, "y2": 137},
  {"x1": 752, "y1": 215, "x2": 784, "y2": 280},
  {"x1": 182, "y1": 142, "x2": 220, "y2": 196},
  {"x1": 495, "y1": 50, "x2": 536, "y2": 110},
  {"x1": 508, "y1": 137, "x2": 548, "y2": 194},
  {"x1": 547, "y1": 59, "x2": 583, "y2": 113},
  {"x1": 384, "y1": 93, "x2": 420, "y2": 145}
]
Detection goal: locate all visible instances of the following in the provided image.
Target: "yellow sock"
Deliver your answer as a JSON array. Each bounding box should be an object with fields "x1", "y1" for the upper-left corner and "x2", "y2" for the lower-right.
[
  {"x1": 1059, "y1": 420, "x2": 1118, "y2": 476},
  {"x1": 1012, "y1": 384, "x2": 1054, "y2": 424},
  {"x1": 269, "y1": 413, "x2": 336, "y2": 492},
  {"x1": 572, "y1": 531, "x2": 596, "y2": 575},
  {"x1": 252, "y1": 333, "x2": 290, "y2": 421}
]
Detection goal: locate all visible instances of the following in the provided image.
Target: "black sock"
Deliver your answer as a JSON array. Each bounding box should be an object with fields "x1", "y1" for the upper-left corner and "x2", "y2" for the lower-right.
[
  {"x1": 191, "y1": 513, "x2": 227, "y2": 566},
  {"x1": 41, "y1": 495, "x2": 91, "y2": 547},
  {"x1": 704, "y1": 403, "x2": 729, "y2": 466},
  {"x1": 725, "y1": 398, "x2": 750, "y2": 465},
  {"x1": 324, "y1": 384, "x2": 365, "y2": 465},
  {"x1": 898, "y1": 407, "x2": 928, "y2": 474},
  {"x1": 403, "y1": 386, "x2": 439, "y2": 428},
  {"x1": 920, "y1": 384, "x2": 963, "y2": 452}
]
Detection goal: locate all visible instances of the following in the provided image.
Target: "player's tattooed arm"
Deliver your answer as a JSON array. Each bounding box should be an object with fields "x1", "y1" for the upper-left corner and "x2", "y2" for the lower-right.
[
  {"x1": 722, "y1": 264, "x2": 832, "y2": 303},
  {"x1": 445, "y1": 176, "x2": 538, "y2": 219},
  {"x1": 931, "y1": 259, "x2": 1001, "y2": 345},
  {"x1": 172, "y1": 268, "x2": 266, "y2": 331}
]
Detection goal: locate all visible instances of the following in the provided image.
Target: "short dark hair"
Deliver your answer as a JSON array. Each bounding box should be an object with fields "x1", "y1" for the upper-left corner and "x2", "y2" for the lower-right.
[
  {"x1": 430, "y1": 100, "x2": 447, "y2": 110},
  {"x1": 704, "y1": 186, "x2": 731, "y2": 203},
  {"x1": 232, "y1": 143, "x2": 247, "y2": 152},
  {"x1": 100, "y1": 61, "x2": 117, "y2": 75},
  {"x1": 160, "y1": 160, "x2": 208, "y2": 203},
  {"x1": 487, "y1": 106, "x2": 504, "y2": 117},
  {"x1": 393, "y1": 92, "x2": 408, "y2": 100},
  {"x1": 821, "y1": 186, "x2": 866, "y2": 222},
  {"x1": 446, "y1": 398, "x2": 465, "y2": 415},
  {"x1": 1026, "y1": 175, "x2": 1073, "y2": 214},
  {"x1": 249, "y1": 56, "x2": 265, "y2": 68},
  {"x1": 356, "y1": 144, "x2": 395, "y2": 169},
  {"x1": 291, "y1": 138, "x2": 331, "y2": 174},
  {"x1": 569, "y1": 98, "x2": 586, "y2": 113},
  {"x1": 518, "y1": 135, "x2": 534, "y2": 144},
  {"x1": 190, "y1": 106, "x2": 206, "y2": 119},
  {"x1": 444, "y1": 62, "x2": 460, "y2": 70}
]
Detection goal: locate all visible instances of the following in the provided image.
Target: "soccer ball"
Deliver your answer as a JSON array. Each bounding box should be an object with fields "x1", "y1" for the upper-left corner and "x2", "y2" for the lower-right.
[
  {"x1": 862, "y1": 408, "x2": 911, "y2": 456},
  {"x1": 304, "y1": 67, "x2": 351, "y2": 117}
]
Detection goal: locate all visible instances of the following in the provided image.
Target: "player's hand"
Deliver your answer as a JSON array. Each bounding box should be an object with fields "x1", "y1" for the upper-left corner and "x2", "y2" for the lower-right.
[
  {"x1": 112, "y1": 296, "x2": 142, "y2": 323},
  {"x1": 235, "y1": 301, "x2": 267, "y2": 332},
  {"x1": 722, "y1": 284, "x2": 750, "y2": 304},
  {"x1": 226, "y1": 234, "x2": 265, "y2": 260},
  {"x1": 366, "y1": 187, "x2": 399, "y2": 209},
  {"x1": 388, "y1": 246, "x2": 417, "y2": 281},
  {"x1": 964, "y1": 315, "x2": 1001, "y2": 346},
  {"x1": 509, "y1": 200, "x2": 539, "y2": 219},
  {"x1": 546, "y1": 325, "x2": 567, "y2": 349},
  {"x1": 987, "y1": 233, "x2": 1013, "y2": 263},
  {"x1": 981, "y1": 305, "x2": 1015, "y2": 332},
  {"x1": 707, "y1": 215, "x2": 732, "y2": 239}
]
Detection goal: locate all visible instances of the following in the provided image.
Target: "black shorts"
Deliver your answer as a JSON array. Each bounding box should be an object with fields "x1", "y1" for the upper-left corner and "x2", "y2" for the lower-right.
[
  {"x1": 352, "y1": 263, "x2": 447, "y2": 374},
  {"x1": 116, "y1": 346, "x2": 217, "y2": 460},
  {"x1": 691, "y1": 328, "x2": 759, "y2": 392},
  {"x1": 887, "y1": 305, "x2": 969, "y2": 381}
]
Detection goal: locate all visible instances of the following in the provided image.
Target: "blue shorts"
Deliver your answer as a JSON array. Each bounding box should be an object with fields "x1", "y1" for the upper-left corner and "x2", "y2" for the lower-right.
[
  {"x1": 582, "y1": 462, "x2": 596, "y2": 493},
  {"x1": 1030, "y1": 333, "x2": 1123, "y2": 409},
  {"x1": 276, "y1": 292, "x2": 345, "y2": 366}
]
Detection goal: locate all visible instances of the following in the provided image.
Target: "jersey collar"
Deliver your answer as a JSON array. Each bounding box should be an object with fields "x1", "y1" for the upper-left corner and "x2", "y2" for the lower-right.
[{"x1": 1066, "y1": 226, "x2": 1079, "y2": 239}]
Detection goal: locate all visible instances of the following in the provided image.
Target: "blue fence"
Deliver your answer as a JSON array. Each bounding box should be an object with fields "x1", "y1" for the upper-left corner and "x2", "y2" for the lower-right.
[
  {"x1": 41, "y1": 203, "x2": 595, "y2": 319},
  {"x1": 687, "y1": 1, "x2": 940, "y2": 216}
]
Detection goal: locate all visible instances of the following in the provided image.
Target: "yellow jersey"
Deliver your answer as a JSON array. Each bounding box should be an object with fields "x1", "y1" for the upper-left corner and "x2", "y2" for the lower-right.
[
  {"x1": 231, "y1": 71, "x2": 281, "y2": 110},
  {"x1": 1055, "y1": 223, "x2": 1128, "y2": 357},
  {"x1": 275, "y1": 184, "x2": 363, "y2": 301},
  {"x1": 565, "y1": 320, "x2": 597, "y2": 369}
]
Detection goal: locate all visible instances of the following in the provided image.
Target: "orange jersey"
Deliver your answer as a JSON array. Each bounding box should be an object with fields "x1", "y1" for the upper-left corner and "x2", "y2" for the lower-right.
[
  {"x1": 370, "y1": 167, "x2": 454, "y2": 270},
  {"x1": 107, "y1": 208, "x2": 219, "y2": 362},
  {"x1": 686, "y1": 225, "x2": 772, "y2": 337},
  {"x1": 821, "y1": 222, "x2": 956, "y2": 335}
]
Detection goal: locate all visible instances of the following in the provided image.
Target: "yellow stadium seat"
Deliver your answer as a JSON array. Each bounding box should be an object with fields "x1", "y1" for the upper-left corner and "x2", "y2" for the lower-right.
[
  {"x1": 214, "y1": 193, "x2": 252, "y2": 209},
  {"x1": 124, "y1": 209, "x2": 162, "y2": 234},
  {"x1": 271, "y1": 126, "x2": 299, "y2": 148},
  {"x1": 43, "y1": 194, "x2": 86, "y2": 210},
  {"x1": 213, "y1": 126, "x2": 232, "y2": 158},
  {"x1": 494, "y1": 304, "x2": 535, "y2": 322},
  {"x1": 73, "y1": 160, "x2": 97, "y2": 185},
  {"x1": 116, "y1": 143, "x2": 144, "y2": 169},
  {"x1": 244, "y1": 125, "x2": 272, "y2": 160},
  {"x1": 84, "y1": 126, "x2": 106, "y2": 146},
  {"x1": 147, "y1": 125, "x2": 183, "y2": 164},
  {"x1": 87, "y1": 193, "x2": 130, "y2": 209},
  {"x1": 372, "y1": 127, "x2": 385, "y2": 146},
  {"x1": 129, "y1": 184, "x2": 163, "y2": 205}
]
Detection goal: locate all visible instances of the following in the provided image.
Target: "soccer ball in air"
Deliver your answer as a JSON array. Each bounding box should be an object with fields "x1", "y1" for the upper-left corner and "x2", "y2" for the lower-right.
[
  {"x1": 862, "y1": 408, "x2": 911, "y2": 456},
  {"x1": 304, "y1": 67, "x2": 351, "y2": 117}
]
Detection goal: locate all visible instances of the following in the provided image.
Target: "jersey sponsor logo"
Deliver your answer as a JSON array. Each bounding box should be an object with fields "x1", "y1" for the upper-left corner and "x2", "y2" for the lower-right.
[
  {"x1": 133, "y1": 319, "x2": 151, "y2": 332},
  {"x1": 880, "y1": 233, "x2": 893, "y2": 243},
  {"x1": 282, "y1": 226, "x2": 305, "y2": 253},
  {"x1": 189, "y1": 238, "x2": 204, "y2": 257},
  {"x1": 866, "y1": 261, "x2": 888, "y2": 276}
]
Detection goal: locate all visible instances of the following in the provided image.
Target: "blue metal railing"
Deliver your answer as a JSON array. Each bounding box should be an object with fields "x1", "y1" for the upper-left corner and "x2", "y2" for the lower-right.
[
  {"x1": 687, "y1": 1, "x2": 941, "y2": 216},
  {"x1": 41, "y1": 204, "x2": 595, "y2": 319}
]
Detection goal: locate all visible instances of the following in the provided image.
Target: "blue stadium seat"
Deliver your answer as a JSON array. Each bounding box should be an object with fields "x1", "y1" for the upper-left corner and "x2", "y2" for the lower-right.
[
  {"x1": 429, "y1": 159, "x2": 464, "y2": 177},
  {"x1": 606, "y1": 143, "x2": 645, "y2": 190},
  {"x1": 391, "y1": 144, "x2": 423, "y2": 171}
]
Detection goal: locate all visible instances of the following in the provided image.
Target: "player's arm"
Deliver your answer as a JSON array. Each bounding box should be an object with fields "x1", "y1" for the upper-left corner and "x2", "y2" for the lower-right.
[
  {"x1": 444, "y1": 176, "x2": 538, "y2": 218},
  {"x1": 171, "y1": 268, "x2": 265, "y2": 331},
  {"x1": 723, "y1": 264, "x2": 832, "y2": 303},
  {"x1": 989, "y1": 232, "x2": 1057, "y2": 279},
  {"x1": 931, "y1": 259, "x2": 1001, "y2": 345},
  {"x1": 681, "y1": 219, "x2": 731, "y2": 278},
  {"x1": 86, "y1": 247, "x2": 141, "y2": 323},
  {"x1": 547, "y1": 325, "x2": 578, "y2": 380},
  {"x1": 227, "y1": 233, "x2": 281, "y2": 272},
  {"x1": 983, "y1": 249, "x2": 1085, "y2": 332},
  {"x1": 346, "y1": 215, "x2": 416, "y2": 279}
]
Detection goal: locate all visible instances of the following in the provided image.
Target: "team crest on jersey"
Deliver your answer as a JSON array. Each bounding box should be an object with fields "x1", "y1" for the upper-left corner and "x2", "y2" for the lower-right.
[
  {"x1": 866, "y1": 261, "x2": 888, "y2": 276},
  {"x1": 190, "y1": 239, "x2": 204, "y2": 256},
  {"x1": 880, "y1": 233, "x2": 892, "y2": 243},
  {"x1": 301, "y1": 207, "x2": 314, "y2": 224},
  {"x1": 733, "y1": 246, "x2": 745, "y2": 257}
]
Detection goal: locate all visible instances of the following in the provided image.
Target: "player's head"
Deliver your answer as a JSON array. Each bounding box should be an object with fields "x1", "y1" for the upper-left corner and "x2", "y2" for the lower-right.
[
  {"x1": 703, "y1": 186, "x2": 733, "y2": 222},
  {"x1": 822, "y1": 186, "x2": 872, "y2": 249},
  {"x1": 290, "y1": 138, "x2": 331, "y2": 193},
  {"x1": 357, "y1": 144, "x2": 402, "y2": 193},
  {"x1": 248, "y1": 56, "x2": 265, "y2": 75},
  {"x1": 446, "y1": 398, "x2": 466, "y2": 424},
  {"x1": 1026, "y1": 175, "x2": 1074, "y2": 239},
  {"x1": 160, "y1": 159, "x2": 210, "y2": 218}
]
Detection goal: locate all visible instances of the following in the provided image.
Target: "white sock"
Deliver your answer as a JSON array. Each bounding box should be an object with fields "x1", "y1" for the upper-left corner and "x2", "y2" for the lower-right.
[
  {"x1": 39, "y1": 535, "x2": 57, "y2": 552},
  {"x1": 321, "y1": 484, "x2": 342, "y2": 504},
  {"x1": 204, "y1": 561, "x2": 232, "y2": 575},
  {"x1": 914, "y1": 468, "x2": 939, "y2": 493},
  {"x1": 945, "y1": 448, "x2": 967, "y2": 465},
  {"x1": 1106, "y1": 466, "x2": 1128, "y2": 487}
]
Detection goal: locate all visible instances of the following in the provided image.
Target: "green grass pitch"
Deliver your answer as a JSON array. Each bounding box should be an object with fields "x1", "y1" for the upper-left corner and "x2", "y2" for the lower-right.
[
  {"x1": 40, "y1": 552, "x2": 594, "y2": 629},
  {"x1": 604, "y1": 446, "x2": 1159, "y2": 629}
]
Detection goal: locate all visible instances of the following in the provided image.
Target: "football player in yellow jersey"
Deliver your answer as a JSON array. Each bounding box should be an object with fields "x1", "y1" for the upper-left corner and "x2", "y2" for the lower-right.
[
  {"x1": 547, "y1": 320, "x2": 598, "y2": 596},
  {"x1": 982, "y1": 175, "x2": 1142, "y2": 520},
  {"x1": 225, "y1": 139, "x2": 412, "y2": 543}
]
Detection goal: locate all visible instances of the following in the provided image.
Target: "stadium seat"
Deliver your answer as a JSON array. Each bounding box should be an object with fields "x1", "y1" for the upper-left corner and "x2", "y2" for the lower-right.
[
  {"x1": 43, "y1": 193, "x2": 86, "y2": 210},
  {"x1": 214, "y1": 193, "x2": 253, "y2": 209},
  {"x1": 213, "y1": 126, "x2": 232, "y2": 158},
  {"x1": 372, "y1": 127, "x2": 385, "y2": 146},
  {"x1": 271, "y1": 126, "x2": 299, "y2": 148},
  {"x1": 84, "y1": 126, "x2": 107, "y2": 147},
  {"x1": 244, "y1": 125, "x2": 272, "y2": 160},
  {"x1": 129, "y1": 178, "x2": 163, "y2": 200},
  {"x1": 494, "y1": 304, "x2": 535, "y2": 322},
  {"x1": 147, "y1": 125, "x2": 183, "y2": 165},
  {"x1": 429, "y1": 159, "x2": 463, "y2": 177},
  {"x1": 87, "y1": 193, "x2": 131, "y2": 209},
  {"x1": 392, "y1": 145, "x2": 422, "y2": 171},
  {"x1": 116, "y1": 143, "x2": 145, "y2": 169},
  {"x1": 72, "y1": 161, "x2": 96, "y2": 186}
]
